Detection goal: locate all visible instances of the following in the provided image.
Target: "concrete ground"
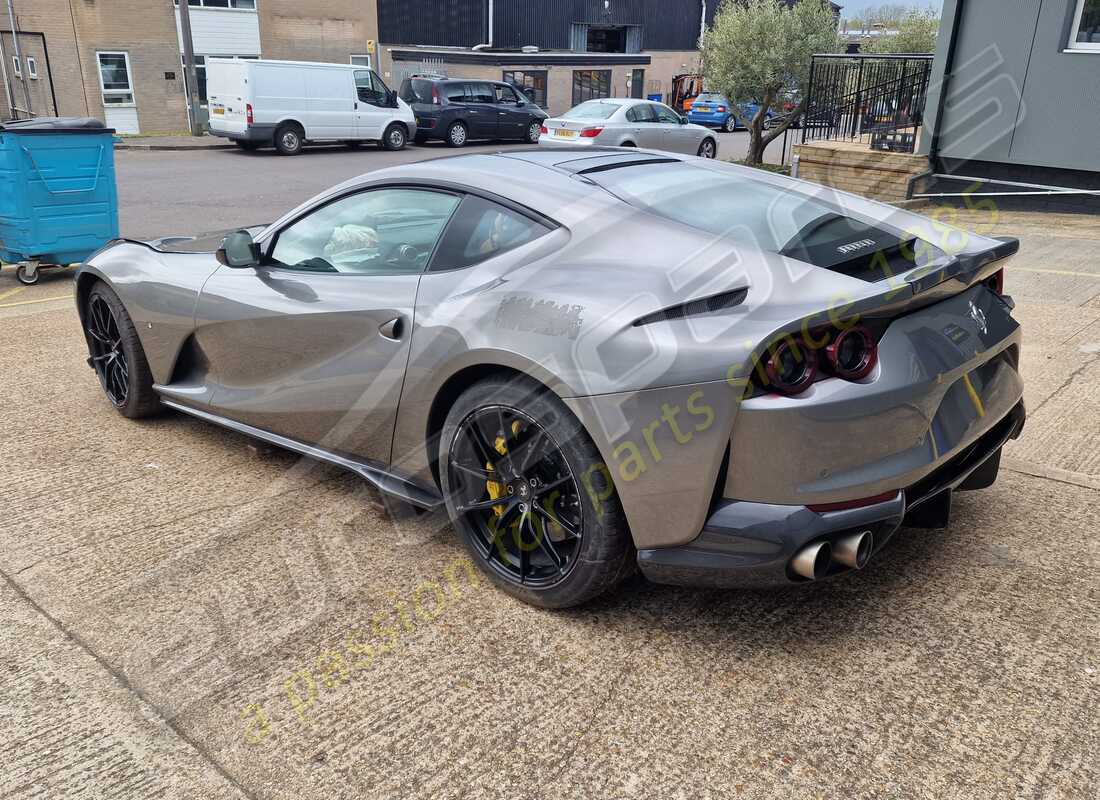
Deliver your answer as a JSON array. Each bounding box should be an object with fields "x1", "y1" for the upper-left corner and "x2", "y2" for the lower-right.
[{"x1": 1, "y1": 149, "x2": 1098, "y2": 799}]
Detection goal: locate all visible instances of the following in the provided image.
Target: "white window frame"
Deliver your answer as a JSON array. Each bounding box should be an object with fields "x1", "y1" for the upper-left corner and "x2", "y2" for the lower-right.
[
  {"x1": 96, "y1": 51, "x2": 137, "y2": 108},
  {"x1": 26, "y1": 56, "x2": 38, "y2": 79},
  {"x1": 11, "y1": 55, "x2": 20, "y2": 78},
  {"x1": 350, "y1": 54, "x2": 372, "y2": 68},
  {"x1": 1068, "y1": 0, "x2": 1100, "y2": 51},
  {"x1": 172, "y1": 0, "x2": 258, "y2": 10}
]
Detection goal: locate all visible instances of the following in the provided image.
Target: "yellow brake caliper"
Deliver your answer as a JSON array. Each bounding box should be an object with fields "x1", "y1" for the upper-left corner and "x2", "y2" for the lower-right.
[{"x1": 485, "y1": 420, "x2": 524, "y2": 517}]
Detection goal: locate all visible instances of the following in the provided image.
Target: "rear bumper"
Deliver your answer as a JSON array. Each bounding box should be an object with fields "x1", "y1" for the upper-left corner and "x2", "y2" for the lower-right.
[
  {"x1": 208, "y1": 123, "x2": 275, "y2": 144},
  {"x1": 687, "y1": 113, "x2": 729, "y2": 127},
  {"x1": 638, "y1": 400, "x2": 1026, "y2": 588}
]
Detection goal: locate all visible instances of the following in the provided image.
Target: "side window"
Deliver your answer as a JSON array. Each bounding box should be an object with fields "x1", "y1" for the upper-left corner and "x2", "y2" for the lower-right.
[
  {"x1": 494, "y1": 84, "x2": 519, "y2": 104},
  {"x1": 626, "y1": 104, "x2": 656, "y2": 123},
  {"x1": 655, "y1": 104, "x2": 681, "y2": 124},
  {"x1": 467, "y1": 82, "x2": 495, "y2": 103},
  {"x1": 429, "y1": 195, "x2": 551, "y2": 271},
  {"x1": 270, "y1": 189, "x2": 461, "y2": 275},
  {"x1": 354, "y1": 70, "x2": 387, "y2": 106},
  {"x1": 444, "y1": 83, "x2": 467, "y2": 103}
]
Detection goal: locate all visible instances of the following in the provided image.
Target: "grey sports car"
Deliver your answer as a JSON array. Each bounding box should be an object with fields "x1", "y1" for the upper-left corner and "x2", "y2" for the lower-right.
[{"x1": 76, "y1": 148, "x2": 1025, "y2": 607}]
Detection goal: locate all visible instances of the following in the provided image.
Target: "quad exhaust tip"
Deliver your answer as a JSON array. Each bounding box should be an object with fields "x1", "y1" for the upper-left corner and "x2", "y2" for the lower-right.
[
  {"x1": 833, "y1": 530, "x2": 874, "y2": 570},
  {"x1": 791, "y1": 541, "x2": 832, "y2": 581}
]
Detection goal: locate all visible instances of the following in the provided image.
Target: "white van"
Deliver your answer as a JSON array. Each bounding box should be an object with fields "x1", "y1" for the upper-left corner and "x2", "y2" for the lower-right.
[{"x1": 206, "y1": 58, "x2": 416, "y2": 155}]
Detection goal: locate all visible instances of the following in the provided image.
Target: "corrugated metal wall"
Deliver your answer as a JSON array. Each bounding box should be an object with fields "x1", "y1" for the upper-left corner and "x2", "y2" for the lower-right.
[
  {"x1": 378, "y1": 0, "x2": 486, "y2": 47},
  {"x1": 379, "y1": 0, "x2": 703, "y2": 51}
]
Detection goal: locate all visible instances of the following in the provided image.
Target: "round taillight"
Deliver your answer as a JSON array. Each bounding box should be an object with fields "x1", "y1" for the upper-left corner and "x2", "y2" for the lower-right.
[
  {"x1": 826, "y1": 326, "x2": 877, "y2": 380},
  {"x1": 765, "y1": 339, "x2": 816, "y2": 395}
]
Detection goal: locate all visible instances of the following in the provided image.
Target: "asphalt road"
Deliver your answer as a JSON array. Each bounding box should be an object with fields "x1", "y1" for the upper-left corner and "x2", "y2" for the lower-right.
[
  {"x1": 1, "y1": 148, "x2": 1099, "y2": 799},
  {"x1": 115, "y1": 131, "x2": 792, "y2": 240}
]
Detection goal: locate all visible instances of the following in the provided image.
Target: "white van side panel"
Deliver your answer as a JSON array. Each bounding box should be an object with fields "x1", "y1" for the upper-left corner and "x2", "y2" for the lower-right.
[
  {"x1": 305, "y1": 68, "x2": 356, "y2": 139},
  {"x1": 252, "y1": 64, "x2": 308, "y2": 131}
]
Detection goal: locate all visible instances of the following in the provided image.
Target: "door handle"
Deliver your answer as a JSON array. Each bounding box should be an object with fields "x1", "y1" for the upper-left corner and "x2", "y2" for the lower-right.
[{"x1": 379, "y1": 317, "x2": 404, "y2": 341}]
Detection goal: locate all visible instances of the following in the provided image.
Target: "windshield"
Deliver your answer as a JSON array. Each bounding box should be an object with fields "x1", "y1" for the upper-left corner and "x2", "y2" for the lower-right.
[
  {"x1": 563, "y1": 101, "x2": 622, "y2": 120},
  {"x1": 694, "y1": 94, "x2": 723, "y2": 103},
  {"x1": 590, "y1": 162, "x2": 933, "y2": 280}
]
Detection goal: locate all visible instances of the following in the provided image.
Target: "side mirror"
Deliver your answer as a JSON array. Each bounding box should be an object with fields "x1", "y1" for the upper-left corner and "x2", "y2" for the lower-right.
[
  {"x1": 388, "y1": 89, "x2": 398, "y2": 108},
  {"x1": 217, "y1": 230, "x2": 260, "y2": 268},
  {"x1": 515, "y1": 98, "x2": 526, "y2": 106},
  {"x1": 679, "y1": 115, "x2": 688, "y2": 124}
]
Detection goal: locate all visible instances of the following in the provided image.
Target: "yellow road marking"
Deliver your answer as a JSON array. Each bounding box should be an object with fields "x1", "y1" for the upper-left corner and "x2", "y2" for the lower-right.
[
  {"x1": 0, "y1": 286, "x2": 27, "y2": 302},
  {"x1": 0, "y1": 294, "x2": 73, "y2": 309},
  {"x1": 1010, "y1": 266, "x2": 1100, "y2": 279}
]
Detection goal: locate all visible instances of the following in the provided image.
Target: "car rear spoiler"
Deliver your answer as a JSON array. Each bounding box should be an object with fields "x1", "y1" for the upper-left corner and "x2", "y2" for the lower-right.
[{"x1": 903, "y1": 236, "x2": 1018, "y2": 296}]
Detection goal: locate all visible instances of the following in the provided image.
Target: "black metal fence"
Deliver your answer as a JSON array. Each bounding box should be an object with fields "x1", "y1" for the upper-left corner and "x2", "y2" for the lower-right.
[{"x1": 801, "y1": 53, "x2": 934, "y2": 154}]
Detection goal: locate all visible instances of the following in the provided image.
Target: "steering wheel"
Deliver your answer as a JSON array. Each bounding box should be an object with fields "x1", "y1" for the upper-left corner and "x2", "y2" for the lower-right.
[{"x1": 382, "y1": 241, "x2": 426, "y2": 269}]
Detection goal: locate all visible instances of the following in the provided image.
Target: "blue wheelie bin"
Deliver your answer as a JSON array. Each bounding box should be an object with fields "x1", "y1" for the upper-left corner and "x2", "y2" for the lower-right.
[{"x1": 0, "y1": 117, "x2": 119, "y2": 285}]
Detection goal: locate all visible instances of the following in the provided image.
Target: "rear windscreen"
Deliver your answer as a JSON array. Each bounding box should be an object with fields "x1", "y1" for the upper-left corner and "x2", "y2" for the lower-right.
[
  {"x1": 401, "y1": 79, "x2": 433, "y2": 103},
  {"x1": 589, "y1": 162, "x2": 936, "y2": 281},
  {"x1": 563, "y1": 101, "x2": 622, "y2": 120}
]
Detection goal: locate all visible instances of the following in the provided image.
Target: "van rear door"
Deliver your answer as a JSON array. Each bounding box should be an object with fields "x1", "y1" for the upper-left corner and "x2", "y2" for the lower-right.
[{"x1": 207, "y1": 59, "x2": 249, "y2": 135}]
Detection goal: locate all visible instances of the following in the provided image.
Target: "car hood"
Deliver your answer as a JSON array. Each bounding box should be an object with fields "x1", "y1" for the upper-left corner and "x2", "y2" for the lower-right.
[{"x1": 142, "y1": 225, "x2": 268, "y2": 253}]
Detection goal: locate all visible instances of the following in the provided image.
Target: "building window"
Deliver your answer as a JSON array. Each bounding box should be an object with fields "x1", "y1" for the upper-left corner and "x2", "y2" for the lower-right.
[
  {"x1": 502, "y1": 70, "x2": 547, "y2": 108},
  {"x1": 1070, "y1": 0, "x2": 1100, "y2": 50},
  {"x1": 350, "y1": 55, "x2": 372, "y2": 68},
  {"x1": 587, "y1": 26, "x2": 627, "y2": 53},
  {"x1": 173, "y1": 0, "x2": 256, "y2": 9},
  {"x1": 97, "y1": 52, "x2": 135, "y2": 106},
  {"x1": 572, "y1": 70, "x2": 611, "y2": 106},
  {"x1": 26, "y1": 56, "x2": 37, "y2": 79},
  {"x1": 11, "y1": 55, "x2": 20, "y2": 78}
]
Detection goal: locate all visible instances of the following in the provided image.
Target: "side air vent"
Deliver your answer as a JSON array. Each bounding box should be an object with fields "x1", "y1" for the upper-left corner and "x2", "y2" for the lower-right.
[{"x1": 632, "y1": 288, "x2": 748, "y2": 327}]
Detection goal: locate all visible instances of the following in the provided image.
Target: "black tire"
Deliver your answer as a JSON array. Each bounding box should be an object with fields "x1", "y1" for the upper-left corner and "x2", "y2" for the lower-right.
[
  {"x1": 620, "y1": 141, "x2": 636, "y2": 148},
  {"x1": 235, "y1": 140, "x2": 259, "y2": 151},
  {"x1": 439, "y1": 375, "x2": 634, "y2": 608},
  {"x1": 722, "y1": 115, "x2": 737, "y2": 133},
  {"x1": 381, "y1": 123, "x2": 407, "y2": 151},
  {"x1": 84, "y1": 282, "x2": 160, "y2": 419},
  {"x1": 445, "y1": 121, "x2": 468, "y2": 148},
  {"x1": 524, "y1": 120, "x2": 542, "y2": 143},
  {"x1": 697, "y1": 138, "x2": 717, "y2": 159},
  {"x1": 274, "y1": 123, "x2": 303, "y2": 155}
]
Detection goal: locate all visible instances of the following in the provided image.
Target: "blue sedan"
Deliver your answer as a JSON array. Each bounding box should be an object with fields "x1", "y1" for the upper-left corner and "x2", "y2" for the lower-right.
[{"x1": 688, "y1": 93, "x2": 774, "y2": 132}]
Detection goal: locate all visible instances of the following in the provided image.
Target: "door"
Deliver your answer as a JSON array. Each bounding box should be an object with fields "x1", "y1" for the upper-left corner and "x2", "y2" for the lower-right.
[
  {"x1": 625, "y1": 102, "x2": 661, "y2": 148},
  {"x1": 630, "y1": 69, "x2": 645, "y2": 99},
  {"x1": 305, "y1": 67, "x2": 357, "y2": 139},
  {"x1": 493, "y1": 83, "x2": 527, "y2": 139},
  {"x1": 654, "y1": 102, "x2": 691, "y2": 153},
  {"x1": 354, "y1": 69, "x2": 393, "y2": 140},
  {"x1": 463, "y1": 82, "x2": 499, "y2": 139},
  {"x1": 193, "y1": 187, "x2": 462, "y2": 465}
]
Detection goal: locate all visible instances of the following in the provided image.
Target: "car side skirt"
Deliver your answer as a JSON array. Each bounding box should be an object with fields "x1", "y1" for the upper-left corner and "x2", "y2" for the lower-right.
[{"x1": 158, "y1": 398, "x2": 444, "y2": 509}]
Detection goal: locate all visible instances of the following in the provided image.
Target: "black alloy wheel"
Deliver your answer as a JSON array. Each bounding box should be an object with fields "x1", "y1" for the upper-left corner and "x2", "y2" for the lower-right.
[
  {"x1": 448, "y1": 405, "x2": 584, "y2": 588},
  {"x1": 86, "y1": 293, "x2": 130, "y2": 408}
]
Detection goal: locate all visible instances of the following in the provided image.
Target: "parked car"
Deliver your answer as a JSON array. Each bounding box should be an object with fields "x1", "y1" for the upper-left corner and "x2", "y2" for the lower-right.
[
  {"x1": 398, "y1": 76, "x2": 547, "y2": 147},
  {"x1": 540, "y1": 99, "x2": 718, "y2": 158},
  {"x1": 688, "y1": 94, "x2": 778, "y2": 132},
  {"x1": 74, "y1": 149, "x2": 1024, "y2": 607},
  {"x1": 206, "y1": 58, "x2": 415, "y2": 155}
]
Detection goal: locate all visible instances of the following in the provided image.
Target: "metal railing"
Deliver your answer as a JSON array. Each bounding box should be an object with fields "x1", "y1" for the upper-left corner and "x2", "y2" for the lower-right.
[{"x1": 801, "y1": 53, "x2": 933, "y2": 154}]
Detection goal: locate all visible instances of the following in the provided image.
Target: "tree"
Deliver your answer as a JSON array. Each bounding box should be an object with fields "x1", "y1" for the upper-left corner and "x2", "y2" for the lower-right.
[
  {"x1": 702, "y1": 0, "x2": 842, "y2": 165},
  {"x1": 865, "y1": 9, "x2": 940, "y2": 53}
]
